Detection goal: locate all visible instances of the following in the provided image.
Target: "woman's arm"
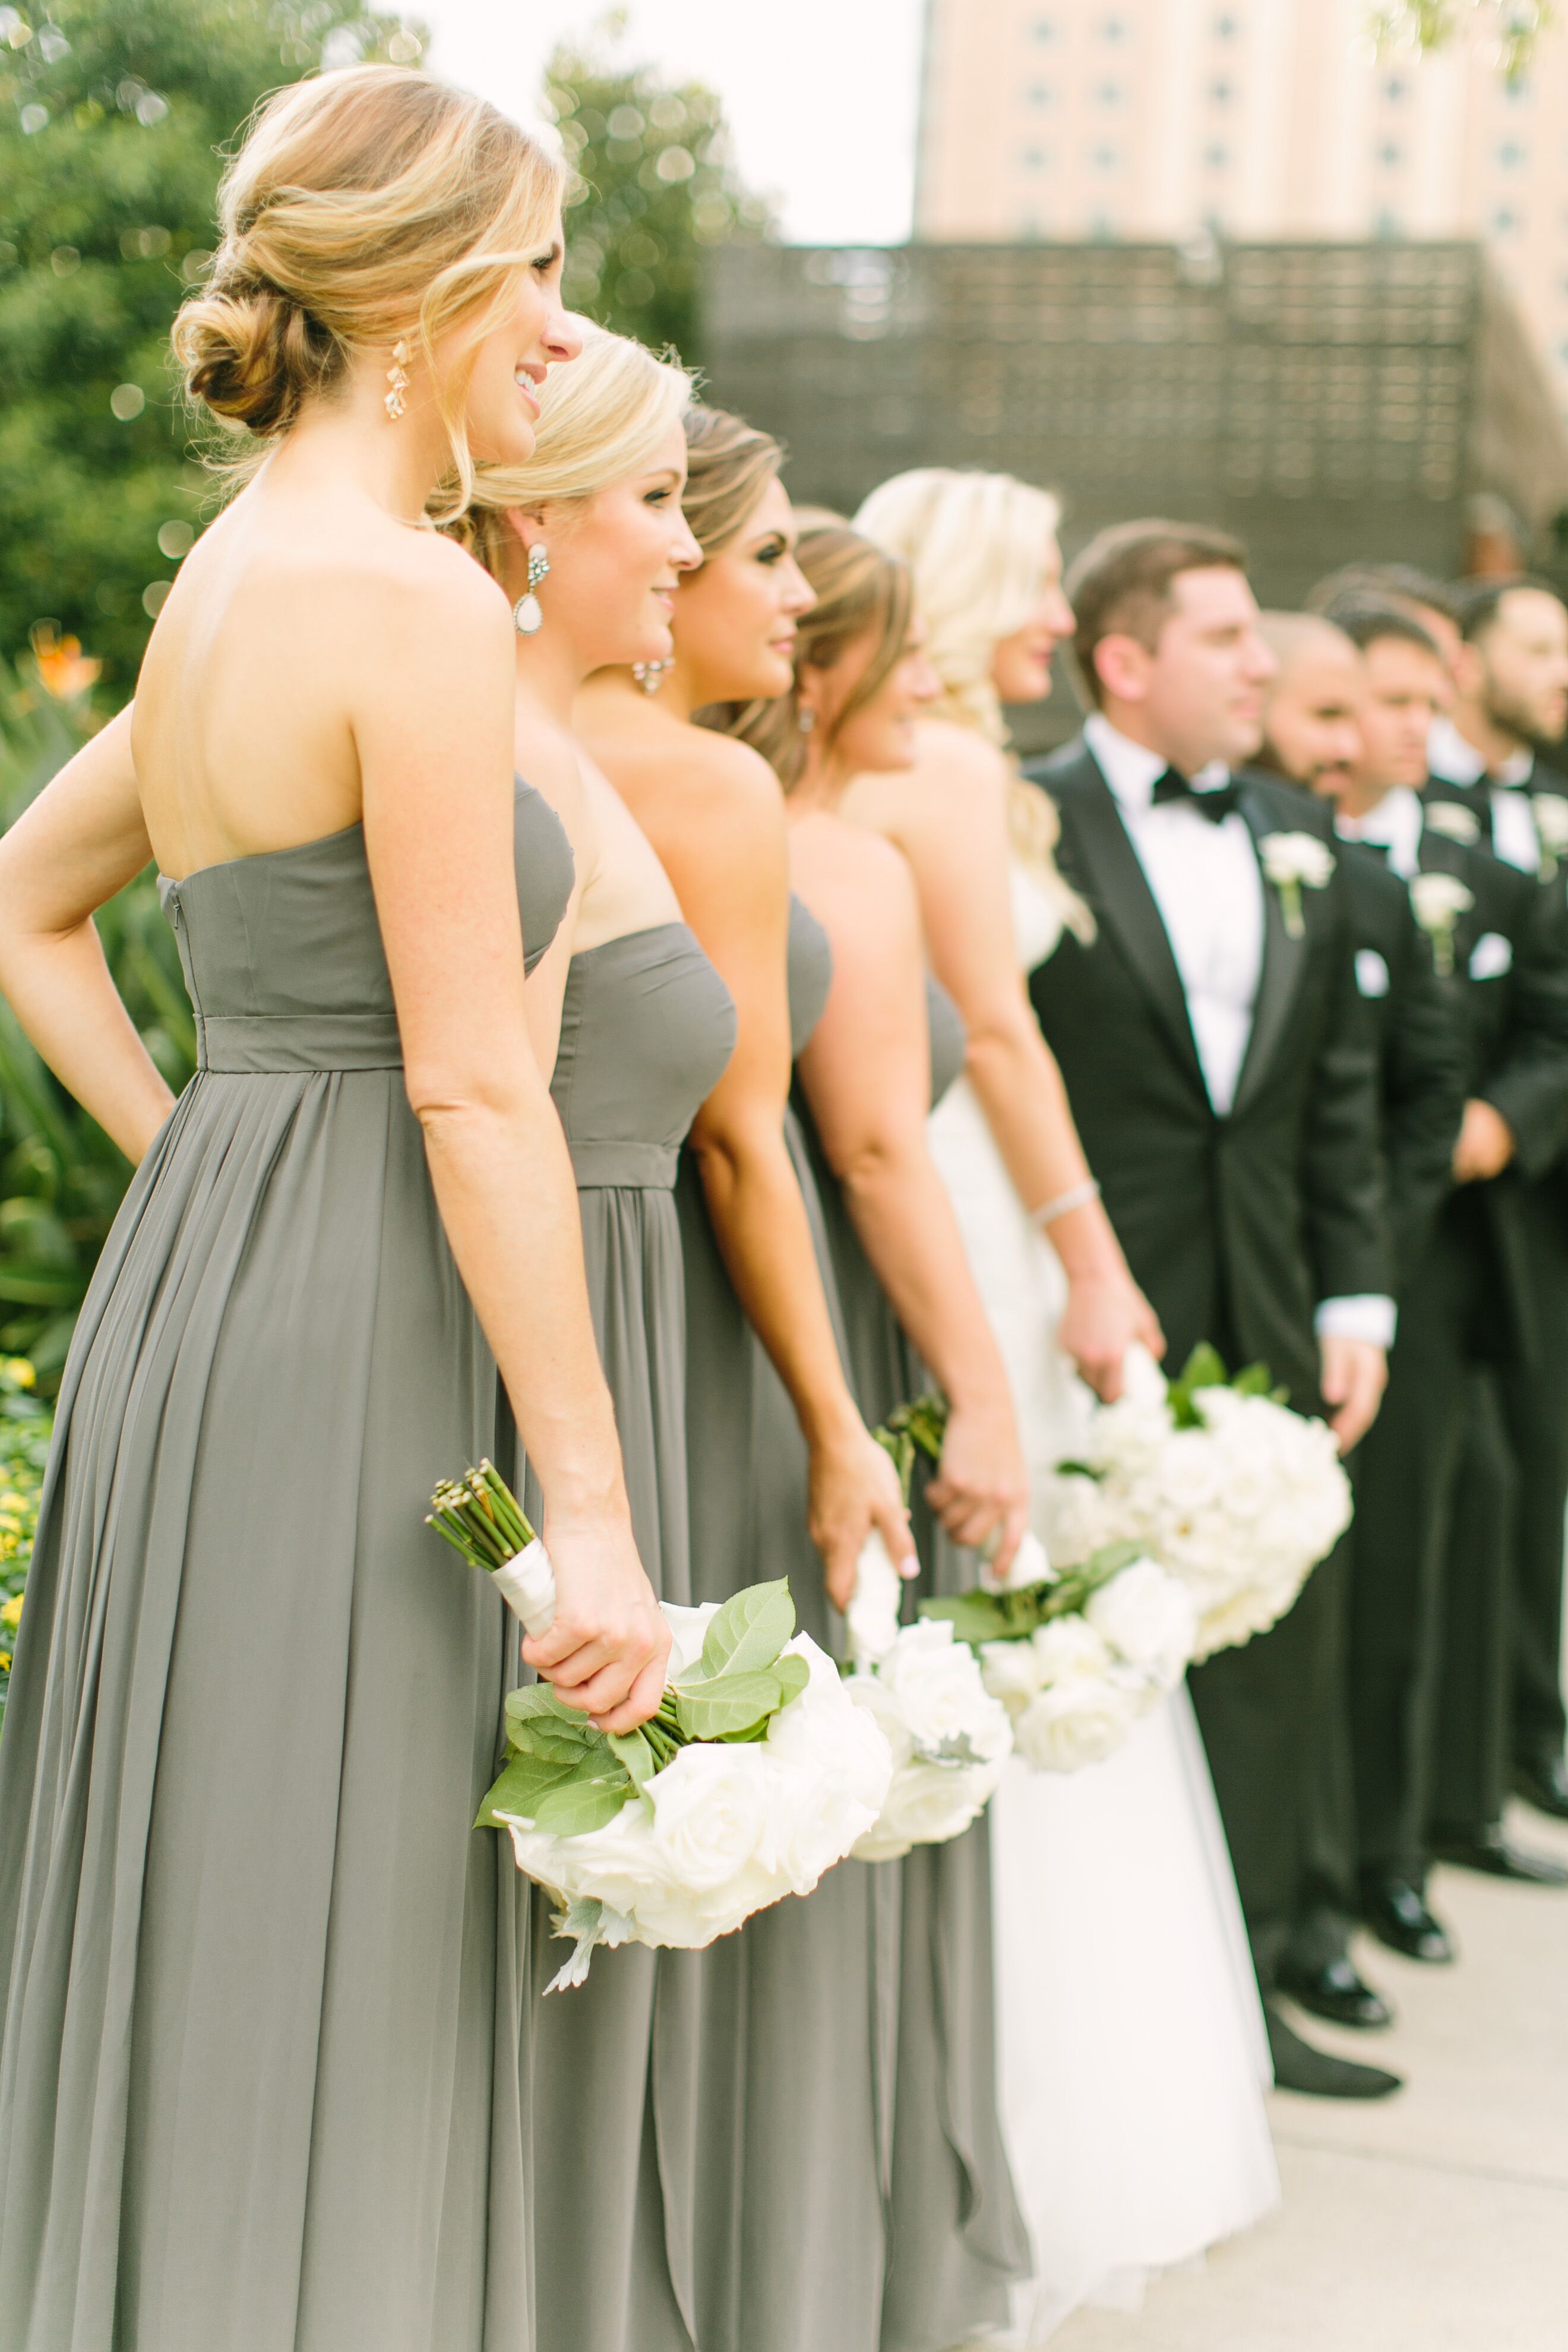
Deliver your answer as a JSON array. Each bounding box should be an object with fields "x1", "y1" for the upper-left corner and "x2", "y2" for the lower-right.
[
  {"x1": 354, "y1": 550, "x2": 667, "y2": 1730},
  {"x1": 844, "y1": 732, "x2": 1162, "y2": 1398},
  {"x1": 794, "y1": 822, "x2": 1029, "y2": 1569},
  {"x1": 626, "y1": 732, "x2": 912, "y2": 1608},
  {"x1": 0, "y1": 704, "x2": 177, "y2": 1162}
]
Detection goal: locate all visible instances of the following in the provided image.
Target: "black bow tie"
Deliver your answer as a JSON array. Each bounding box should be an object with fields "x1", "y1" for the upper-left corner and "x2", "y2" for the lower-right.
[{"x1": 1151, "y1": 767, "x2": 1239, "y2": 824}]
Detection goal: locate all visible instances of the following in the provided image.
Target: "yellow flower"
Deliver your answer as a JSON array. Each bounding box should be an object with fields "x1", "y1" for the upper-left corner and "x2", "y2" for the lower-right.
[
  {"x1": 2, "y1": 1358, "x2": 36, "y2": 1389},
  {"x1": 0, "y1": 1593, "x2": 20, "y2": 1628},
  {"x1": 0, "y1": 1650, "x2": 11, "y2": 1674}
]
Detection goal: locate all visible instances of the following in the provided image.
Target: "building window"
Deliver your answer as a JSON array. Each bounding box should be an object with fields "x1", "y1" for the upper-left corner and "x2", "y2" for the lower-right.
[
  {"x1": 1213, "y1": 11, "x2": 1241, "y2": 37},
  {"x1": 1383, "y1": 77, "x2": 1408, "y2": 103},
  {"x1": 1030, "y1": 17, "x2": 1055, "y2": 39},
  {"x1": 1375, "y1": 209, "x2": 1403, "y2": 239},
  {"x1": 1026, "y1": 83, "x2": 1053, "y2": 106},
  {"x1": 1209, "y1": 78, "x2": 1234, "y2": 103},
  {"x1": 1022, "y1": 146, "x2": 1050, "y2": 170},
  {"x1": 1205, "y1": 142, "x2": 1231, "y2": 170},
  {"x1": 1379, "y1": 142, "x2": 1403, "y2": 167},
  {"x1": 1497, "y1": 141, "x2": 1526, "y2": 169},
  {"x1": 1494, "y1": 208, "x2": 1520, "y2": 234},
  {"x1": 1100, "y1": 16, "x2": 1127, "y2": 40},
  {"x1": 1092, "y1": 144, "x2": 1119, "y2": 171},
  {"x1": 1096, "y1": 80, "x2": 1123, "y2": 105}
]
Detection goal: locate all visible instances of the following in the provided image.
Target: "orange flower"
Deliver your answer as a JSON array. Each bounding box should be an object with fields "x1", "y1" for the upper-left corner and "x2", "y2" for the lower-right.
[{"x1": 35, "y1": 635, "x2": 102, "y2": 700}]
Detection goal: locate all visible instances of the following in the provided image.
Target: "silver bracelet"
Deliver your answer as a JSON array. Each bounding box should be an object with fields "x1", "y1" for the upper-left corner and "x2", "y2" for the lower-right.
[{"x1": 1031, "y1": 1177, "x2": 1102, "y2": 1230}]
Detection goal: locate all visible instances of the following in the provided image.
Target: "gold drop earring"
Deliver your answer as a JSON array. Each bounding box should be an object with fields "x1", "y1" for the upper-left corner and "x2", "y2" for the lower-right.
[{"x1": 384, "y1": 339, "x2": 411, "y2": 422}]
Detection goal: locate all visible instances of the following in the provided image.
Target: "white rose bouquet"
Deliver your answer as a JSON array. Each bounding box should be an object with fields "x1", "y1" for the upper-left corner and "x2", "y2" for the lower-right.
[
  {"x1": 430, "y1": 1465, "x2": 893, "y2": 1987},
  {"x1": 920, "y1": 1539, "x2": 1199, "y2": 1774},
  {"x1": 1040, "y1": 1343, "x2": 1354, "y2": 1662},
  {"x1": 841, "y1": 1530, "x2": 1013, "y2": 1862}
]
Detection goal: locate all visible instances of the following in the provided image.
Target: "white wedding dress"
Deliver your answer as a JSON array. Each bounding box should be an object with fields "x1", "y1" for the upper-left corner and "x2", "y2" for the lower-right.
[{"x1": 930, "y1": 858, "x2": 1280, "y2": 2348}]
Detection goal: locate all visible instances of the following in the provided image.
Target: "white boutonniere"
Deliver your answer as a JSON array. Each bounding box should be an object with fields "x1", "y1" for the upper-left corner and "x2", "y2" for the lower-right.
[
  {"x1": 1425, "y1": 800, "x2": 1481, "y2": 847},
  {"x1": 1259, "y1": 832, "x2": 1335, "y2": 940},
  {"x1": 1532, "y1": 792, "x2": 1568, "y2": 881},
  {"x1": 1409, "y1": 870, "x2": 1475, "y2": 977}
]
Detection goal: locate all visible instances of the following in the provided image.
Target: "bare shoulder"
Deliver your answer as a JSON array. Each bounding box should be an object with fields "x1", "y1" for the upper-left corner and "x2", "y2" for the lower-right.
[
  {"x1": 843, "y1": 717, "x2": 1009, "y2": 840},
  {"x1": 358, "y1": 526, "x2": 510, "y2": 646},
  {"x1": 795, "y1": 815, "x2": 916, "y2": 938}
]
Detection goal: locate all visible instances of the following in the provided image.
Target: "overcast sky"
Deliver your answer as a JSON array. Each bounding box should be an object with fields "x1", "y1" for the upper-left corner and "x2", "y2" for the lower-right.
[{"x1": 410, "y1": 0, "x2": 925, "y2": 244}]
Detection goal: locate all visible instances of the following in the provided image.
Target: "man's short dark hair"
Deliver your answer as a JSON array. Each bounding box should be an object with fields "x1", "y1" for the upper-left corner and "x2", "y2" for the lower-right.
[
  {"x1": 1307, "y1": 562, "x2": 1460, "y2": 622},
  {"x1": 1453, "y1": 573, "x2": 1566, "y2": 643},
  {"x1": 1064, "y1": 520, "x2": 1248, "y2": 709},
  {"x1": 1320, "y1": 596, "x2": 1441, "y2": 662}
]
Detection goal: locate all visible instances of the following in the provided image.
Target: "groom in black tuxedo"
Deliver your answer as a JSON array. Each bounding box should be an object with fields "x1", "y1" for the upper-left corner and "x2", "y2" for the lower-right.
[{"x1": 1025, "y1": 523, "x2": 1397, "y2": 2099}]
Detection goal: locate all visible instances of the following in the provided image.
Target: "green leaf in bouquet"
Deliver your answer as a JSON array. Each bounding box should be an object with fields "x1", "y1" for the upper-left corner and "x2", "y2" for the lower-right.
[
  {"x1": 672, "y1": 1667, "x2": 786, "y2": 1741},
  {"x1": 1169, "y1": 1341, "x2": 1229, "y2": 1424},
  {"x1": 684, "y1": 1579, "x2": 796, "y2": 1684},
  {"x1": 1035, "y1": 1539, "x2": 1146, "y2": 1623},
  {"x1": 505, "y1": 1682, "x2": 599, "y2": 1738},
  {"x1": 532, "y1": 1749, "x2": 637, "y2": 1836},
  {"x1": 475, "y1": 1748, "x2": 582, "y2": 1831},
  {"x1": 772, "y1": 1651, "x2": 811, "y2": 1708},
  {"x1": 919, "y1": 1590, "x2": 1015, "y2": 1649},
  {"x1": 607, "y1": 1725, "x2": 658, "y2": 1803}
]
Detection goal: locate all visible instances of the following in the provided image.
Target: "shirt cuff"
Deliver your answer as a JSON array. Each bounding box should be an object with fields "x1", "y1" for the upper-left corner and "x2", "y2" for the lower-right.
[{"x1": 1314, "y1": 1295, "x2": 1396, "y2": 1349}]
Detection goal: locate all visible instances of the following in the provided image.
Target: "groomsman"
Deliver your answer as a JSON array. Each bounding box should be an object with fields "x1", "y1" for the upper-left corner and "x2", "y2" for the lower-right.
[
  {"x1": 1250, "y1": 612, "x2": 1466, "y2": 2034},
  {"x1": 1025, "y1": 523, "x2": 1398, "y2": 2099},
  {"x1": 1316, "y1": 598, "x2": 1568, "y2": 1963},
  {"x1": 1424, "y1": 578, "x2": 1568, "y2": 1829}
]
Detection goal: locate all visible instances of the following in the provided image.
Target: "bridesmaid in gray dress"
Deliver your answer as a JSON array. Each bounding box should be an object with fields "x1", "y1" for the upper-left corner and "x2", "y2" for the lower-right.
[
  {"x1": 457, "y1": 325, "x2": 733, "y2": 2352},
  {"x1": 732, "y1": 518, "x2": 1036, "y2": 2352},
  {"x1": 580, "y1": 415, "x2": 921, "y2": 2352},
  {"x1": 0, "y1": 75, "x2": 672, "y2": 2352}
]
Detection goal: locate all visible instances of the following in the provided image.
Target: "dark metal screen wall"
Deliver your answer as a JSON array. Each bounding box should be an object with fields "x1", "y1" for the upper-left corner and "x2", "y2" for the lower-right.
[{"x1": 700, "y1": 239, "x2": 1568, "y2": 614}]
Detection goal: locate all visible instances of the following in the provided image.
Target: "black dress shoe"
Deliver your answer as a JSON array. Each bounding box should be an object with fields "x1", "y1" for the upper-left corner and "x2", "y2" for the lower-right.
[
  {"x1": 1431, "y1": 1825, "x2": 1568, "y2": 1885},
  {"x1": 1360, "y1": 1874, "x2": 1456, "y2": 1963},
  {"x1": 1276, "y1": 1953, "x2": 1393, "y2": 2031},
  {"x1": 1513, "y1": 1750, "x2": 1568, "y2": 1822},
  {"x1": 1264, "y1": 2005, "x2": 1402, "y2": 2101}
]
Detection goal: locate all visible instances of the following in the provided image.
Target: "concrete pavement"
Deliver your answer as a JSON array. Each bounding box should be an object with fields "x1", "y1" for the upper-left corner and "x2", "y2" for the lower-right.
[{"x1": 1055, "y1": 1802, "x2": 1568, "y2": 2352}]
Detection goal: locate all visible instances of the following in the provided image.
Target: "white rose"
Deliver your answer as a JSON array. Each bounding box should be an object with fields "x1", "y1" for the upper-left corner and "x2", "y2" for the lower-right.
[
  {"x1": 649, "y1": 1743, "x2": 770, "y2": 1892},
  {"x1": 980, "y1": 1637, "x2": 1042, "y2": 1709},
  {"x1": 853, "y1": 1757, "x2": 992, "y2": 1863},
  {"x1": 1014, "y1": 1670, "x2": 1143, "y2": 1772},
  {"x1": 1260, "y1": 830, "x2": 1335, "y2": 889},
  {"x1": 846, "y1": 1529, "x2": 905, "y2": 1668},
  {"x1": 877, "y1": 1620, "x2": 1010, "y2": 1759},
  {"x1": 1029, "y1": 1614, "x2": 1115, "y2": 1686},
  {"x1": 1534, "y1": 792, "x2": 1568, "y2": 853},
  {"x1": 846, "y1": 1668, "x2": 916, "y2": 1773},
  {"x1": 759, "y1": 1749, "x2": 882, "y2": 1893},
  {"x1": 1085, "y1": 1558, "x2": 1198, "y2": 1691}
]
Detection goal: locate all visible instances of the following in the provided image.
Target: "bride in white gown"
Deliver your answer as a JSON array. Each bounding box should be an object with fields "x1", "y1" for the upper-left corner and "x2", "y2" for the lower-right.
[{"x1": 848, "y1": 470, "x2": 1280, "y2": 2345}]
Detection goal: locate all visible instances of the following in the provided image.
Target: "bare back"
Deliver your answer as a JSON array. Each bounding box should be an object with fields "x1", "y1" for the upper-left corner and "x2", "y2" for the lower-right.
[{"x1": 131, "y1": 459, "x2": 490, "y2": 883}]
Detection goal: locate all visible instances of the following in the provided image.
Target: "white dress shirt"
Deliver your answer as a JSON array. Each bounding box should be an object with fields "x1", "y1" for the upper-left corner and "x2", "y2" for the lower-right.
[
  {"x1": 1334, "y1": 785, "x2": 1424, "y2": 881},
  {"x1": 1085, "y1": 714, "x2": 1394, "y2": 1349},
  {"x1": 1428, "y1": 714, "x2": 1539, "y2": 874}
]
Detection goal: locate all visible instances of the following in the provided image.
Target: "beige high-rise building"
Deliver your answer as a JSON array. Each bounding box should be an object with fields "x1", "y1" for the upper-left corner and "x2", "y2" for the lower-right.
[{"x1": 917, "y1": 0, "x2": 1568, "y2": 410}]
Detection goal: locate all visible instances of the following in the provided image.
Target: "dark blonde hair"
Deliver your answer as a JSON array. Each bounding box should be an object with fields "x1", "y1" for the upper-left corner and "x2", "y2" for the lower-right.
[
  {"x1": 173, "y1": 65, "x2": 563, "y2": 509},
  {"x1": 723, "y1": 518, "x2": 913, "y2": 789},
  {"x1": 682, "y1": 404, "x2": 783, "y2": 558}
]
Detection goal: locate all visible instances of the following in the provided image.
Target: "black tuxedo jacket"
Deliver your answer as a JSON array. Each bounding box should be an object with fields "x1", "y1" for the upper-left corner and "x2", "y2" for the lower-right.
[
  {"x1": 1423, "y1": 751, "x2": 1568, "y2": 876},
  {"x1": 1403, "y1": 817, "x2": 1568, "y2": 1357},
  {"x1": 1023, "y1": 740, "x2": 1388, "y2": 1406},
  {"x1": 1322, "y1": 832, "x2": 1466, "y2": 1291}
]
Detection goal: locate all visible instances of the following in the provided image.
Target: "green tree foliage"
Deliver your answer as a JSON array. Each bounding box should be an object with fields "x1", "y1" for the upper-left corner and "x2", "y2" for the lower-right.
[
  {"x1": 1368, "y1": 2, "x2": 1556, "y2": 82},
  {"x1": 0, "y1": 0, "x2": 420, "y2": 694},
  {"x1": 545, "y1": 16, "x2": 772, "y2": 367}
]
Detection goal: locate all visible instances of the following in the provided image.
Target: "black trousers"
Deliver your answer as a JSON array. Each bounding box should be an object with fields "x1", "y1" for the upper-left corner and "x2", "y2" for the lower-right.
[
  {"x1": 1349, "y1": 1205, "x2": 1513, "y2": 1886},
  {"x1": 1432, "y1": 1379, "x2": 1516, "y2": 1839},
  {"x1": 1497, "y1": 1177, "x2": 1568, "y2": 1768}
]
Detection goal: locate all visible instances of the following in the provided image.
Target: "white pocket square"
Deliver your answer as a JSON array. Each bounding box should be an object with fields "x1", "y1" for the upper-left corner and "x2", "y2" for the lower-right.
[
  {"x1": 1468, "y1": 931, "x2": 1513, "y2": 981},
  {"x1": 1355, "y1": 949, "x2": 1390, "y2": 999}
]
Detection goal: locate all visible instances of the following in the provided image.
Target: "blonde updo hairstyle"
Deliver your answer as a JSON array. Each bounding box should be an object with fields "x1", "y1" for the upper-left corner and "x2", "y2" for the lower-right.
[
  {"x1": 452, "y1": 322, "x2": 692, "y2": 583},
  {"x1": 725, "y1": 517, "x2": 913, "y2": 792},
  {"x1": 855, "y1": 465, "x2": 1090, "y2": 938},
  {"x1": 174, "y1": 65, "x2": 564, "y2": 511}
]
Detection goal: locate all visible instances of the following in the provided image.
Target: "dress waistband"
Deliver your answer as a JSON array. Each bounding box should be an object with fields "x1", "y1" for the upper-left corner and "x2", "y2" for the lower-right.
[
  {"x1": 196, "y1": 1011, "x2": 404, "y2": 1073},
  {"x1": 567, "y1": 1139, "x2": 680, "y2": 1190}
]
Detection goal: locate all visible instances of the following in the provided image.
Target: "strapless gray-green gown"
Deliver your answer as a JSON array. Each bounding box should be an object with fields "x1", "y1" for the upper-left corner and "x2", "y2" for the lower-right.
[
  {"x1": 526, "y1": 921, "x2": 735, "y2": 2352},
  {"x1": 0, "y1": 786, "x2": 574, "y2": 2352},
  {"x1": 796, "y1": 968, "x2": 1031, "y2": 2352}
]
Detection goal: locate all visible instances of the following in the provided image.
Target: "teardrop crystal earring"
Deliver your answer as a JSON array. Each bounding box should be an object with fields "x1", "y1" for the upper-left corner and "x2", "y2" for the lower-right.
[
  {"x1": 797, "y1": 707, "x2": 817, "y2": 734},
  {"x1": 384, "y1": 339, "x2": 410, "y2": 422},
  {"x1": 632, "y1": 659, "x2": 673, "y2": 696},
  {"x1": 513, "y1": 543, "x2": 549, "y2": 636}
]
